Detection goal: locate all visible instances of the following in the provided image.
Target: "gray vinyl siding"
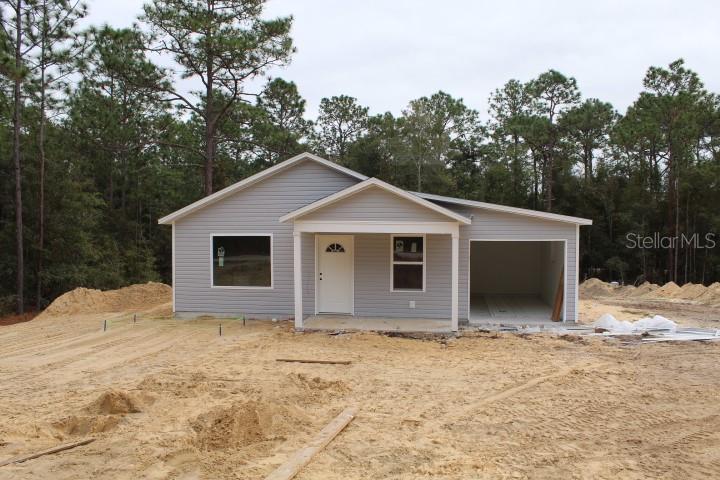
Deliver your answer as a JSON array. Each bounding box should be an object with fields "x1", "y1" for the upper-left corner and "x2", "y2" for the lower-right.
[
  {"x1": 301, "y1": 186, "x2": 453, "y2": 222},
  {"x1": 174, "y1": 157, "x2": 580, "y2": 323},
  {"x1": 353, "y1": 234, "x2": 451, "y2": 318},
  {"x1": 437, "y1": 203, "x2": 578, "y2": 322},
  {"x1": 174, "y1": 159, "x2": 358, "y2": 318}
]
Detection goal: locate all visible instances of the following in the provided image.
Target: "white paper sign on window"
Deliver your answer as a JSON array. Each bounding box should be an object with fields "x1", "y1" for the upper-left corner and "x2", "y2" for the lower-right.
[{"x1": 217, "y1": 246, "x2": 225, "y2": 267}]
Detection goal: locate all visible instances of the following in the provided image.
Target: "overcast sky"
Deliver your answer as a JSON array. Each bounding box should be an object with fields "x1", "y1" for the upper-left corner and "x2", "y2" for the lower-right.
[{"x1": 82, "y1": 0, "x2": 720, "y2": 119}]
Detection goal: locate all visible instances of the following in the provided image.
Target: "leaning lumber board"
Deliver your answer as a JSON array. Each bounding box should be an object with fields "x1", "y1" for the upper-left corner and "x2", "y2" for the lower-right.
[
  {"x1": 264, "y1": 407, "x2": 357, "y2": 480},
  {"x1": 551, "y1": 266, "x2": 564, "y2": 322},
  {"x1": 0, "y1": 438, "x2": 95, "y2": 467},
  {"x1": 276, "y1": 358, "x2": 351, "y2": 365}
]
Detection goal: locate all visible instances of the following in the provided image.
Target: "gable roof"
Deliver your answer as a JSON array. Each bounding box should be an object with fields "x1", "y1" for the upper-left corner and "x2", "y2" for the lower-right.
[
  {"x1": 279, "y1": 178, "x2": 472, "y2": 224},
  {"x1": 414, "y1": 191, "x2": 593, "y2": 226},
  {"x1": 159, "y1": 152, "x2": 592, "y2": 227},
  {"x1": 158, "y1": 152, "x2": 367, "y2": 224}
]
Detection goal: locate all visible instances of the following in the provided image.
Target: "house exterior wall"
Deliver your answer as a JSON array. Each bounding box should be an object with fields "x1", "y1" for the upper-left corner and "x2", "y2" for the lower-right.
[
  {"x1": 173, "y1": 159, "x2": 358, "y2": 318},
  {"x1": 443, "y1": 204, "x2": 578, "y2": 322},
  {"x1": 300, "y1": 185, "x2": 453, "y2": 222},
  {"x1": 173, "y1": 158, "x2": 581, "y2": 323}
]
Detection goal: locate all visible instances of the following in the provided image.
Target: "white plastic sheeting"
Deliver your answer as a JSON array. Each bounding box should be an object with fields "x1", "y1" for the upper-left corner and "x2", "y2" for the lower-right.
[{"x1": 593, "y1": 313, "x2": 677, "y2": 333}]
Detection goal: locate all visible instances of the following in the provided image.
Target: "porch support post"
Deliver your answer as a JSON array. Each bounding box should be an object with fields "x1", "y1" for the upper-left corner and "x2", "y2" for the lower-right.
[
  {"x1": 451, "y1": 232, "x2": 459, "y2": 332},
  {"x1": 293, "y1": 231, "x2": 303, "y2": 330}
]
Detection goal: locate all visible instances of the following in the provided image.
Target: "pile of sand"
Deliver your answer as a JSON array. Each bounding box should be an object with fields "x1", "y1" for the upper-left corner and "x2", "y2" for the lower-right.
[
  {"x1": 653, "y1": 281, "x2": 681, "y2": 298},
  {"x1": 43, "y1": 282, "x2": 171, "y2": 316},
  {"x1": 580, "y1": 278, "x2": 720, "y2": 305},
  {"x1": 629, "y1": 281, "x2": 659, "y2": 298},
  {"x1": 696, "y1": 282, "x2": 720, "y2": 303},
  {"x1": 579, "y1": 278, "x2": 617, "y2": 298},
  {"x1": 190, "y1": 400, "x2": 310, "y2": 451},
  {"x1": 53, "y1": 414, "x2": 121, "y2": 436},
  {"x1": 52, "y1": 390, "x2": 142, "y2": 438},
  {"x1": 85, "y1": 390, "x2": 141, "y2": 415}
]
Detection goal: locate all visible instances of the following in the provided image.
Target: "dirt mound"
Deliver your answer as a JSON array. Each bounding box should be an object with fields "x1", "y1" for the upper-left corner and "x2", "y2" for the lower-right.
[
  {"x1": 190, "y1": 400, "x2": 309, "y2": 450},
  {"x1": 652, "y1": 281, "x2": 681, "y2": 299},
  {"x1": 579, "y1": 278, "x2": 616, "y2": 298},
  {"x1": 86, "y1": 389, "x2": 141, "y2": 415},
  {"x1": 629, "y1": 281, "x2": 658, "y2": 298},
  {"x1": 674, "y1": 283, "x2": 708, "y2": 300},
  {"x1": 615, "y1": 285, "x2": 637, "y2": 298},
  {"x1": 43, "y1": 282, "x2": 171, "y2": 317},
  {"x1": 53, "y1": 414, "x2": 121, "y2": 436},
  {"x1": 288, "y1": 373, "x2": 350, "y2": 398},
  {"x1": 693, "y1": 282, "x2": 720, "y2": 304},
  {"x1": 580, "y1": 278, "x2": 720, "y2": 305}
]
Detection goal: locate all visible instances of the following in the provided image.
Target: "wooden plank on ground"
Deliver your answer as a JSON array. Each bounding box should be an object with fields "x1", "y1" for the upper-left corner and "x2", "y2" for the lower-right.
[
  {"x1": 276, "y1": 358, "x2": 351, "y2": 365},
  {"x1": 0, "y1": 438, "x2": 95, "y2": 467},
  {"x1": 264, "y1": 407, "x2": 357, "y2": 480}
]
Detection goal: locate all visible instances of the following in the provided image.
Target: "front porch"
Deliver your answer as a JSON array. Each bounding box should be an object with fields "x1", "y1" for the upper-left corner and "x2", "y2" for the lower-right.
[
  {"x1": 280, "y1": 178, "x2": 472, "y2": 333},
  {"x1": 292, "y1": 226, "x2": 461, "y2": 332}
]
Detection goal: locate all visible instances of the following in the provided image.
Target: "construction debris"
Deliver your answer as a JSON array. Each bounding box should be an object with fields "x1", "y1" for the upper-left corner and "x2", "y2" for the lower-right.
[{"x1": 592, "y1": 313, "x2": 720, "y2": 342}]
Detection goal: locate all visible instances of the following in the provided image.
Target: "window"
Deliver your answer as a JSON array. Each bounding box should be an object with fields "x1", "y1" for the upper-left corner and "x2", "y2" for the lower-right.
[
  {"x1": 391, "y1": 235, "x2": 424, "y2": 291},
  {"x1": 212, "y1": 235, "x2": 272, "y2": 288},
  {"x1": 325, "y1": 243, "x2": 345, "y2": 253}
]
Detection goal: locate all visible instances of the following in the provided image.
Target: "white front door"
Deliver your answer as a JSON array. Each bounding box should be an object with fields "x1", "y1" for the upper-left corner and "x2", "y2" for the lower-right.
[{"x1": 317, "y1": 235, "x2": 354, "y2": 314}]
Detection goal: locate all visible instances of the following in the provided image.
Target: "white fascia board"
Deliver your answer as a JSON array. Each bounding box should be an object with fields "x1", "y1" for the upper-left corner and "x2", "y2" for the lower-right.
[
  {"x1": 158, "y1": 152, "x2": 367, "y2": 225},
  {"x1": 294, "y1": 221, "x2": 460, "y2": 235},
  {"x1": 414, "y1": 191, "x2": 593, "y2": 226},
  {"x1": 279, "y1": 178, "x2": 471, "y2": 224}
]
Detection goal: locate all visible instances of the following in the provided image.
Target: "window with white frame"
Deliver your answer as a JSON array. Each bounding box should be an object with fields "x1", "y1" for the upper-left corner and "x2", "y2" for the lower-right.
[
  {"x1": 391, "y1": 235, "x2": 424, "y2": 291},
  {"x1": 212, "y1": 235, "x2": 272, "y2": 287}
]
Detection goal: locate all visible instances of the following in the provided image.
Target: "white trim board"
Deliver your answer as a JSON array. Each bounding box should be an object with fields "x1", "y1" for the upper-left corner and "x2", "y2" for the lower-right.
[
  {"x1": 575, "y1": 224, "x2": 580, "y2": 324},
  {"x1": 209, "y1": 233, "x2": 274, "y2": 290},
  {"x1": 467, "y1": 238, "x2": 569, "y2": 323},
  {"x1": 171, "y1": 223, "x2": 176, "y2": 313},
  {"x1": 390, "y1": 234, "x2": 427, "y2": 293},
  {"x1": 158, "y1": 153, "x2": 367, "y2": 224},
  {"x1": 415, "y1": 191, "x2": 593, "y2": 226},
  {"x1": 293, "y1": 221, "x2": 460, "y2": 235},
  {"x1": 279, "y1": 178, "x2": 471, "y2": 224}
]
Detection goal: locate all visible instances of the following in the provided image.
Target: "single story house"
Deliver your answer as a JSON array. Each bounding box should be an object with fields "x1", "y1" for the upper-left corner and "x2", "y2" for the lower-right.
[{"x1": 159, "y1": 152, "x2": 592, "y2": 332}]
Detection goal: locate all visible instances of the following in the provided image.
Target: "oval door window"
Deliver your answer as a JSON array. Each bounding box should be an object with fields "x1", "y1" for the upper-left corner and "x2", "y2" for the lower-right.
[{"x1": 325, "y1": 243, "x2": 345, "y2": 253}]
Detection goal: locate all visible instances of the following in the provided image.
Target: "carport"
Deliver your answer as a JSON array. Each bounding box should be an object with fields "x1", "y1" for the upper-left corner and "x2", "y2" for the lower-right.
[{"x1": 469, "y1": 240, "x2": 566, "y2": 324}]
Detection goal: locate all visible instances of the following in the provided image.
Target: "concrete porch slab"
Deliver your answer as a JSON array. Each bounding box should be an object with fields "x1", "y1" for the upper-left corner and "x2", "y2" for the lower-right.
[{"x1": 303, "y1": 315, "x2": 453, "y2": 334}]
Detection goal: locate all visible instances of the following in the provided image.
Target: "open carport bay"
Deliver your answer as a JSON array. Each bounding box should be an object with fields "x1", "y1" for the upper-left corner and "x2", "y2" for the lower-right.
[{"x1": 469, "y1": 240, "x2": 565, "y2": 324}]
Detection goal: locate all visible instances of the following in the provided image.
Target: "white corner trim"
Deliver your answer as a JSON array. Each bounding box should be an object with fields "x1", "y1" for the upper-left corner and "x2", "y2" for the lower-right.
[
  {"x1": 451, "y1": 233, "x2": 459, "y2": 332},
  {"x1": 158, "y1": 152, "x2": 367, "y2": 224},
  {"x1": 390, "y1": 234, "x2": 427, "y2": 293},
  {"x1": 575, "y1": 224, "x2": 580, "y2": 323},
  {"x1": 415, "y1": 191, "x2": 593, "y2": 226},
  {"x1": 209, "y1": 233, "x2": 274, "y2": 289},
  {"x1": 279, "y1": 178, "x2": 471, "y2": 224},
  {"x1": 293, "y1": 232, "x2": 303, "y2": 329},
  {"x1": 171, "y1": 223, "x2": 176, "y2": 313}
]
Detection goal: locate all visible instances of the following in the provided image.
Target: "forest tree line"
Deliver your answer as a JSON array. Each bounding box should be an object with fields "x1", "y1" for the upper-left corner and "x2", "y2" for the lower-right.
[{"x1": 1, "y1": 0, "x2": 719, "y2": 314}]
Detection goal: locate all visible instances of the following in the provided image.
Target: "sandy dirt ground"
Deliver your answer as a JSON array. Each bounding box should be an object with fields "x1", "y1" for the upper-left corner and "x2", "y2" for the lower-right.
[{"x1": 1, "y1": 285, "x2": 720, "y2": 479}]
